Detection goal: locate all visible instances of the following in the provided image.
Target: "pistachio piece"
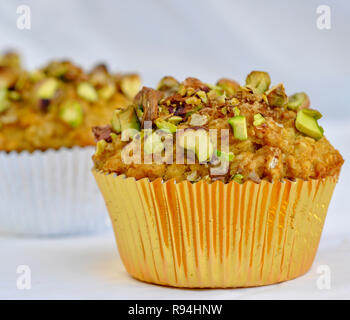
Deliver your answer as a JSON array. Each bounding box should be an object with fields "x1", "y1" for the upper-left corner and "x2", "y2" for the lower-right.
[
  {"x1": 98, "y1": 83, "x2": 116, "y2": 100},
  {"x1": 77, "y1": 82, "x2": 98, "y2": 102},
  {"x1": 29, "y1": 70, "x2": 45, "y2": 82},
  {"x1": 266, "y1": 83, "x2": 288, "y2": 107},
  {"x1": 144, "y1": 132, "x2": 165, "y2": 154},
  {"x1": 168, "y1": 116, "x2": 183, "y2": 125},
  {"x1": 0, "y1": 88, "x2": 10, "y2": 113},
  {"x1": 37, "y1": 78, "x2": 59, "y2": 99},
  {"x1": 59, "y1": 101, "x2": 84, "y2": 128},
  {"x1": 216, "y1": 78, "x2": 240, "y2": 96},
  {"x1": 95, "y1": 140, "x2": 107, "y2": 156},
  {"x1": 0, "y1": 52, "x2": 20, "y2": 68},
  {"x1": 295, "y1": 109, "x2": 323, "y2": 140},
  {"x1": 189, "y1": 114, "x2": 208, "y2": 126},
  {"x1": 111, "y1": 109, "x2": 122, "y2": 133},
  {"x1": 228, "y1": 115, "x2": 248, "y2": 141},
  {"x1": 287, "y1": 92, "x2": 310, "y2": 111},
  {"x1": 216, "y1": 150, "x2": 234, "y2": 162},
  {"x1": 156, "y1": 76, "x2": 179, "y2": 92},
  {"x1": 8, "y1": 90, "x2": 20, "y2": 100},
  {"x1": 302, "y1": 108, "x2": 322, "y2": 120},
  {"x1": 155, "y1": 118, "x2": 177, "y2": 133},
  {"x1": 253, "y1": 113, "x2": 265, "y2": 126},
  {"x1": 245, "y1": 71, "x2": 271, "y2": 94},
  {"x1": 232, "y1": 174, "x2": 244, "y2": 184},
  {"x1": 178, "y1": 129, "x2": 214, "y2": 163},
  {"x1": 196, "y1": 90, "x2": 208, "y2": 104},
  {"x1": 120, "y1": 74, "x2": 141, "y2": 100},
  {"x1": 233, "y1": 106, "x2": 240, "y2": 116}
]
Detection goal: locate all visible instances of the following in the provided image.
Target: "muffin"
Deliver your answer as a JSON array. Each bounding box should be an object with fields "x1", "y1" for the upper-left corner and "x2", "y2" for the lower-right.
[
  {"x1": 93, "y1": 72, "x2": 343, "y2": 287},
  {"x1": 0, "y1": 52, "x2": 141, "y2": 235}
]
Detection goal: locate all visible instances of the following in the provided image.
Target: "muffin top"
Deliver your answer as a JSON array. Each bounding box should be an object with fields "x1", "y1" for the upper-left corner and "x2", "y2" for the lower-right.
[
  {"x1": 0, "y1": 52, "x2": 141, "y2": 152},
  {"x1": 92, "y1": 72, "x2": 343, "y2": 184}
]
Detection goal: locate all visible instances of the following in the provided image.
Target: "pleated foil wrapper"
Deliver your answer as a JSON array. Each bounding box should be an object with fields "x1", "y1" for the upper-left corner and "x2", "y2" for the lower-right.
[
  {"x1": 93, "y1": 170, "x2": 338, "y2": 288},
  {"x1": 0, "y1": 147, "x2": 109, "y2": 236}
]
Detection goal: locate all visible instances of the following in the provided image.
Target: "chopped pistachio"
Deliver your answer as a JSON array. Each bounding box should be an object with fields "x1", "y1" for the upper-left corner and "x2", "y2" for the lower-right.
[
  {"x1": 266, "y1": 83, "x2": 288, "y2": 107},
  {"x1": 287, "y1": 92, "x2": 310, "y2": 111},
  {"x1": 156, "y1": 76, "x2": 179, "y2": 92},
  {"x1": 228, "y1": 115, "x2": 248, "y2": 140},
  {"x1": 253, "y1": 113, "x2": 265, "y2": 126},
  {"x1": 37, "y1": 78, "x2": 59, "y2": 99},
  {"x1": 8, "y1": 91, "x2": 20, "y2": 100},
  {"x1": 120, "y1": 74, "x2": 141, "y2": 100},
  {"x1": 168, "y1": 116, "x2": 183, "y2": 125},
  {"x1": 111, "y1": 109, "x2": 122, "y2": 133},
  {"x1": 178, "y1": 84, "x2": 187, "y2": 96},
  {"x1": 178, "y1": 129, "x2": 214, "y2": 162},
  {"x1": 29, "y1": 70, "x2": 45, "y2": 82},
  {"x1": 144, "y1": 132, "x2": 165, "y2": 154},
  {"x1": 216, "y1": 150, "x2": 235, "y2": 162},
  {"x1": 233, "y1": 106, "x2": 240, "y2": 116},
  {"x1": 98, "y1": 83, "x2": 116, "y2": 100},
  {"x1": 232, "y1": 174, "x2": 244, "y2": 184},
  {"x1": 230, "y1": 97, "x2": 240, "y2": 106},
  {"x1": 0, "y1": 88, "x2": 10, "y2": 113},
  {"x1": 77, "y1": 82, "x2": 98, "y2": 102},
  {"x1": 196, "y1": 90, "x2": 208, "y2": 104},
  {"x1": 302, "y1": 108, "x2": 322, "y2": 120},
  {"x1": 189, "y1": 114, "x2": 208, "y2": 126},
  {"x1": 185, "y1": 96, "x2": 201, "y2": 106},
  {"x1": 245, "y1": 71, "x2": 271, "y2": 94},
  {"x1": 95, "y1": 140, "x2": 107, "y2": 156},
  {"x1": 295, "y1": 109, "x2": 323, "y2": 140},
  {"x1": 59, "y1": 101, "x2": 84, "y2": 128},
  {"x1": 110, "y1": 132, "x2": 118, "y2": 141},
  {"x1": 216, "y1": 78, "x2": 240, "y2": 96},
  {"x1": 220, "y1": 106, "x2": 227, "y2": 115},
  {"x1": 155, "y1": 118, "x2": 177, "y2": 133}
]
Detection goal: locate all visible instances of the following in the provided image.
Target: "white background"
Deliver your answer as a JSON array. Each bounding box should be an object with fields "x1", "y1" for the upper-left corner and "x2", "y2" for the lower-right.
[{"x1": 0, "y1": 0, "x2": 349, "y2": 299}]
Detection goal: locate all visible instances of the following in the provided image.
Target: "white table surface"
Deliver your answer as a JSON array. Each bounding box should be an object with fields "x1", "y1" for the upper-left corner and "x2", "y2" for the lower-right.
[{"x1": 1, "y1": 121, "x2": 349, "y2": 300}]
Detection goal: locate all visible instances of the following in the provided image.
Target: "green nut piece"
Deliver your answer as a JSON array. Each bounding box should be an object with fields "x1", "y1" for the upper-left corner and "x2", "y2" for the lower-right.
[
  {"x1": 295, "y1": 109, "x2": 323, "y2": 140},
  {"x1": 144, "y1": 132, "x2": 165, "y2": 154},
  {"x1": 95, "y1": 139, "x2": 107, "y2": 156},
  {"x1": 77, "y1": 82, "x2": 98, "y2": 102},
  {"x1": 29, "y1": 70, "x2": 45, "y2": 82},
  {"x1": 98, "y1": 83, "x2": 116, "y2": 100},
  {"x1": 119, "y1": 106, "x2": 141, "y2": 140},
  {"x1": 287, "y1": 92, "x2": 310, "y2": 111},
  {"x1": 8, "y1": 90, "x2": 20, "y2": 100},
  {"x1": 59, "y1": 101, "x2": 84, "y2": 128},
  {"x1": 168, "y1": 116, "x2": 183, "y2": 125},
  {"x1": 0, "y1": 88, "x2": 10, "y2": 113},
  {"x1": 232, "y1": 174, "x2": 244, "y2": 184},
  {"x1": 196, "y1": 90, "x2": 208, "y2": 104},
  {"x1": 233, "y1": 106, "x2": 240, "y2": 116},
  {"x1": 156, "y1": 76, "x2": 179, "y2": 92},
  {"x1": 155, "y1": 118, "x2": 177, "y2": 133},
  {"x1": 37, "y1": 78, "x2": 59, "y2": 99},
  {"x1": 216, "y1": 78, "x2": 240, "y2": 96},
  {"x1": 245, "y1": 71, "x2": 271, "y2": 94},
  {"x1": 111, "y1": 109, "x2": 122, "y2": 133},
  {"x1": 120, "y1": 74, "x2": 141, "y2": 100},
  {"x1": 216, "y1": 150, "x2": 235, "y2": 162},
  {"x1": 302, "y1": 108, "x2": 322, "y2": 120},
  {"x1": 253, "y1": 113, "x2": 265, "y2": 126},
  {"x1": 228, "y1": 115, "x2": 248, "y2": 141},
  {"x1": 266, "y1": 83, "x2": 288, "y2": 108},
  {"x1": 178, "y1": 129, "x2": 214, "y2": 163}
]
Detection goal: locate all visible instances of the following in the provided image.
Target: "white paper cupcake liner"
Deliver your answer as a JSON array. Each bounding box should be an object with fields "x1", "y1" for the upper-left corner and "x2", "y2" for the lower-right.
[{"x1": 0, "y1": 147, "x2": 109, "y2": 236}]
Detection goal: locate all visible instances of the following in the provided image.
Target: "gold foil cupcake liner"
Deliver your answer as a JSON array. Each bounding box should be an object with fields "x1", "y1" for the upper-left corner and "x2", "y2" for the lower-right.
[{"x1": 93, "y1": 170, "x2": 337, "y2": 288}]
